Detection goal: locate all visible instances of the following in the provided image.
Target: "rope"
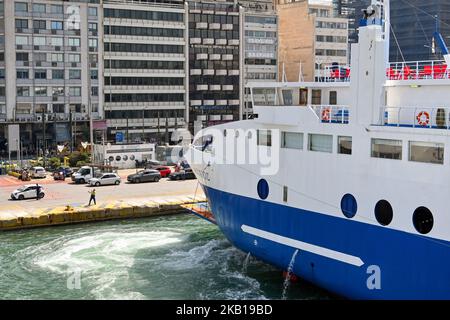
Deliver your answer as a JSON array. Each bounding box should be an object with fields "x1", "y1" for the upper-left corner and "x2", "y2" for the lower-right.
[{"x1": 390, "y1": 23, "x2": 406, "y2": 62}]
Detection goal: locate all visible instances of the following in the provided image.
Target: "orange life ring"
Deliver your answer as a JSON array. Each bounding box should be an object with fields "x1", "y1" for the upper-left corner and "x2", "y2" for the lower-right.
[
  {"x1": 416, "y1": 111, "x2": 430, "y2": 126},
  {"x1": 321, "y1": 108, "x2": 331, "y2": 121}
]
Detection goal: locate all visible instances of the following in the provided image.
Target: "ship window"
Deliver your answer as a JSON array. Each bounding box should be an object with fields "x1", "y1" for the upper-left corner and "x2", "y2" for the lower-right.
[
  {"x1": 257, "y1": 179, "x2": 269, "y2": 200},
  {"x1": 338, "y1": 136, "x2": 352, "y2": 155},
  {"x1": 257, "y1": 129, "x2": 272, "y2": 147},
  {"x1": 341, "y1": 193, "x2": 357, "y2": 218},
  {"x1": 371, "y1": 139, "x2": 402, "y2": 160},
  {"x1": 282, "y1": 132, "x2": 303, "y2": 150},
  {"x1": 282, "y1": 90, "x2": 293, "y2": 106},
  {"x1": 409, "y1": 141, "x2": 444, "y2": 165},
  {"x1": 375, "y1": 200, "x2": 393, "y2": 226},
  {"x1": 308, "y1": 134, "x2": 332, "y2": 153},
  {"x1": 312, "y1": 89, "x2": 322, "y2": 105},
  {"x1": 413, "y1": 207, "x2": 434, "y2": 234},
  {"x1": 329, "y1": 91, "x2": 337, "y2": 105},
  {"x1": 116, "y1": 156, "x2": 121, "y2": 161}
]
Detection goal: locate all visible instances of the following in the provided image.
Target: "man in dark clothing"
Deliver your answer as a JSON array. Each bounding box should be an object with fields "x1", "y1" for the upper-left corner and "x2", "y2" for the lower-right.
[
  {"x1": 36, "y1": 184, "x2": 40, "y2": 200},
  {"x1": 88, "y1": 189, "x2": 96, "y2": 206}
]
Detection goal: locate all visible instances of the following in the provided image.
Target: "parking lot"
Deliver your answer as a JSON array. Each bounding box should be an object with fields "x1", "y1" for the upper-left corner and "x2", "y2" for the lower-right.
[{"x1": 0, "y1": 169, "x2": 201, "y2": 212}]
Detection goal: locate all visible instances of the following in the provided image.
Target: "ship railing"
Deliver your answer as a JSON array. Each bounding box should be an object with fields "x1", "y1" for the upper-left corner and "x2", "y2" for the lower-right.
[
  {"x1": 315, "y1": 65, "x2": 351, "y2": 83},
  {"x1": 381, "y1": 106, "x2": 450, "y2": 129},
  {"x1": 387, "y1": 60, "x2": 449, "y2": 81},
  {"x1": 310, "y1": 105, "x2": 350, "y2": 124}
]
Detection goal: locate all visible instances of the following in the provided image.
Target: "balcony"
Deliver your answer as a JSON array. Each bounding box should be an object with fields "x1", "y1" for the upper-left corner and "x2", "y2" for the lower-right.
[
  {"x1": 196, "y1": 22, "x2": 208, "y2": 29},
  {"x1": 215, "y1": 39, "x2": 227, "y2": 45},
  {"x1": 216, "y1": 69, "x2": 228, "y2": 76},
  {"x1": 190, "y1": 100, "x2": 202, "y2": 106},
  {"x1": 222, "y1": 115, "x2": 234, "y2": 121},
  {"x1": 197, "y1": 84, "x2": 208, "y2": 90},
  {"x1": 203, "y1": 38, "x2": 214, "y2": 45},
  {"x1": 209, "y1": 54, "x2": 221, "y2": 60},
  {"x1": 216, "y1": 100, "x2": 228, "y2": 106},
  {"x1": 228, "y1": 39, "x2": 240, "y2": 46},
  {"x1": 190, "y1": 38, "x2": 201, "y2": 44},
  {"x1": 209, "y1": 23, "x2": 221, "y2": 30},
  {"x1": 210, "y1": 85, "x2": 221, "y2": 91},
  {"x1": 229, "y1": 70, "x2": 240, "y2": 76},
  {"x1": 228, "y1": 99, "x2": 240, "y2": 105},
  {"x1": 209, "y1": 115, "x2": 221, "y2": 121},
  {"x1": 203, "y1": 69, "x2": 215, "y2": 76},
  {"x1": 204, "y1": 100, "x2": 215, "y2": 106},
  {"x1": 197, "y1": 53, "x2": 208, "y2": 60},
  {"x1": 190, "y1": 69, "x2": 202, "y2": 76},
  {"x1": 223, "y1": 54, "x2": 234, "y2": 61},
  {"x1": 222, "y1": 24, "x2": 234, "y2": 31},
  {"x1": 223, "y1": 85, "x2": 234, "y2": 91}
]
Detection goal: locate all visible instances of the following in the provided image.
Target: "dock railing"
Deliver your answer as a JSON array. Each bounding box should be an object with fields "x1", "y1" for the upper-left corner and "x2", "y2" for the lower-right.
[{"x1": 387, "y1": 60, "x2": 449, "y2": 80}]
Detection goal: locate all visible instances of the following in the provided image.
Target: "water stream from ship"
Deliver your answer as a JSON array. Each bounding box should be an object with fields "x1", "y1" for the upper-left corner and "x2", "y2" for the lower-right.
[
  {"x1": 282, "y1": 249, "x2": 299, "y2": 300},
  {"x1": 0, "y1": 214, "x2": 331, "y2": 300}
]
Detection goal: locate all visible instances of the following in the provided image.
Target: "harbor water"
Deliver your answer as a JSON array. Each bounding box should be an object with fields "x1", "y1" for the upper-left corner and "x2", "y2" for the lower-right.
[{"x1": 0, "y1": 214, "x2": 332, "y2": 300}]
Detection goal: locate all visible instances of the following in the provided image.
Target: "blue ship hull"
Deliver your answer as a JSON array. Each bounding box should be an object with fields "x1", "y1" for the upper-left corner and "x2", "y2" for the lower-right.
[{"x1": 203, "y1": 185, "x2": 450, "y2": 299}]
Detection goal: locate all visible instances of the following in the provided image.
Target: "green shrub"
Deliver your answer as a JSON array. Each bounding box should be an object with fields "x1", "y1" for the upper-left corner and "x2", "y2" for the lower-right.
[
  {"x1": 48, "y1": 157, "x2": 61, "y2": 169},
  {"x1": 76, "y1": 161, "x2": 87, "y2": 167},
  {"x1": 69, "y1": 152, "x2": 90, "y2": 167}
]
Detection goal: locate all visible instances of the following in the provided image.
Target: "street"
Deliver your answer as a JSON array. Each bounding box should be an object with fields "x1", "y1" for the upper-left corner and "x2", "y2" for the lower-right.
[{"x1": 0, "y1": 170, "x2": 202, "y2": 212}]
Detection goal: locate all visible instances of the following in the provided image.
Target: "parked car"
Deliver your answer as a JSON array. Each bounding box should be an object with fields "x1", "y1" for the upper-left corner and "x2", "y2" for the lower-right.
[
  {"x1": 11, "y1": 184, "x2": 45, "y2": 200},
  {"x1": 30, "y1": 166, "x2": 47, "y2": 179},
  {"x1": 127, "y1": 169, "x2": 161, "y2": 183},
  {"x1": 168, "y1": 169, "x2": 196, "y2": 181},
  {"x1": 89, "y1": 173, "x2": 121, "y2": 187},
  {"x1": 72, "y1": 166, "x2": 101, "y2": 184},
  {"x1": 152, "y1": 165, "x2": 172, "y2": 178},
  {"x1": 55, "y1": 166, "x2": 74, "y2": 177}
]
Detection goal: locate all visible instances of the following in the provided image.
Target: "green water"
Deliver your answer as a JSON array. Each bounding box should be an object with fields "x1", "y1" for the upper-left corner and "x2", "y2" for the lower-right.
[{"x1": 0, "y1": 214, "x2": 331, "y2": 300}]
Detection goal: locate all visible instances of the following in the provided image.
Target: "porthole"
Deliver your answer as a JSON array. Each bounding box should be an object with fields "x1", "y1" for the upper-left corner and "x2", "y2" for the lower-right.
[
  {"x1": 130, "y1": 155, "x2": 135, "y2": 161},
  {"x1": 123, "y1": 155, "x2": 128, "y2": 161},
  {"x1": 257, "y1": 179, "x2": 269, "y2": 200},
  {"x1": 413, "y1": 207, "x2": 434, "y2": 234},
  {"x1": 108, "y1": 156, "x2": 114, "y2": 162},
  {"x1": 375, "y1": 200, "x2": 393, "y2": 226},
  {"x1": 341, "y1": 194, "x2": 357, "y2": 218},
  {"x1": 116, "y1": 155, "x2": 121, "y2": 161}
]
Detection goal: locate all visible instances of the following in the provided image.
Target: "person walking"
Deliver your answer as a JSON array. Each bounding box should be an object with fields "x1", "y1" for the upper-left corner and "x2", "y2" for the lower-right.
[
  {"x1": 36, "y1": 184, "x2": 40, "y2": 200},
  {"x1": 88, "y1": 189, "x2": 96, "y2": 206}
]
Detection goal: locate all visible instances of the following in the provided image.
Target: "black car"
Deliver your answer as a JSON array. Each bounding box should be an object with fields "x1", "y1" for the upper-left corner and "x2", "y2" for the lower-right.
[
  {"x1": 168, "y1": 169, "x2": 196, "y2": 181},
  {"x1": 55, "y1": 166, "x2": 74, "y2": 177},
  {"x1": 127, "y1": 169, "x2": 161, "y2": 183}
]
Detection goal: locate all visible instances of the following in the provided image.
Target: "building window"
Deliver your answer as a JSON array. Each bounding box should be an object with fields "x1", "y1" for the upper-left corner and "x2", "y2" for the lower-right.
[
  {"x1": 34, "y1": 70, "x2": 47, "y2": 79},
  {"x1": 409, "y1": 141, "x2": 444, "y2": 165},
  {"x1": 68, "y1": 38, "x2": 80, "y2": 47},
  {"x1": 90, "y1": 70, "x2": 98, "y2": 80},
  {"x1": 338, "y1": 136, "x2": 352, "y2": 155},
  {"x1": 69, "y1": 87, "x2": 81, "y2": 97},
  {"x1": 91, "y1": 87, "x2": 98, "y2": 96},
  {"x1": 68, "y1": 54, "x2": 80, "y2": 63},
  {"x1": 282, "y1": 132, "x2": 303, "y2": 150},
  {"x1": 34, "y1": 52, "x2": 47, "y2": 62},
  {"x1": 16, "y1": 52, "x2": 29, "y2": 61},
  {"x1": 33, "y1": 37, "x2": 46, "y2": 46},
  {"x1": 52, "y1": 69, "x2": 64, "y2": 79},
  {"x1": 89, "y1": 23, "x2": 98, "y2": 32},
  {"x1": 51, "y1": 21, "x2": 63, "y2": 30},
  {"x1": 17, "y1": 87, "x2": 30, "y2": 96},
  {"x1": 51, "y1": 37, "x2": 63, "y2": 46},
  {"x1": 329, "y1": 91, "x2": 337, "y2": 105},
  {"x1": 53, "y1": 104, "x2": 65, "y2": 113},
  {"x1": 257, "y1": 129, "x2": 272, "y2": 147},
  {"x1": 33, "y1": 20, "x2": 46, "y2": 30},
  {"x1": 69, "y1": 70, "x2": 81, "y2": 79},
  {"x1": 15, "y1": 36, "x2": 28, "y2": 45},
  {"x1": 308, "y1": 134, "x2": 333, "y2": 153},
  {"x1": 34, "y1": 87, "x2": 47, "y2": 96},
  {"x1": 89, "y1": 38, "x2": 98, "y2": 48},
  {"x1": 16, "y1": 70, "x2": 29, "y2": 79},
  {"x1": 15, "y1": 2, "x2": 28, "y2": 13},
  {"x1": 50, "y1": 5, "x2": 63, "y2": 14},
  {"x1": 88, "y1": 7, "x2": 98, "y2": 16},
  {"x1": 312, "y1": 89, "x2": 321, "y2": 105},
  {"x1": 371, "y1": 139, "x2": 402, "y2": 160},
  {"x1": 50, "y1": 53, "x2": 63, "y2": 62},
  {"x1": 15, "y1": 19, "x2": 28, "y2": 29},
  {"x1": 32, "y1": 3, "x2": 46, "y2": 13},
  {"x1": 52, "y1": 87, "x2": 64, "y2": 96}
]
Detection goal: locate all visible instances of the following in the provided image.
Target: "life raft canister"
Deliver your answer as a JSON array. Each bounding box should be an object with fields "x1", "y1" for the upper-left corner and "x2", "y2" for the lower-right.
[
  {"x1": 416, "y1": 111, "x2": 430, "y2": 126},
  {"x1": 321, "y1": 108, "x2": 331, "y2": 121}
]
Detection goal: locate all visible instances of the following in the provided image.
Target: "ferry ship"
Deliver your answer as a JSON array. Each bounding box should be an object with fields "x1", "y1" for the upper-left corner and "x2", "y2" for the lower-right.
[{"x1": 186, "y1": 0, "x2": 450, "y2": 299}]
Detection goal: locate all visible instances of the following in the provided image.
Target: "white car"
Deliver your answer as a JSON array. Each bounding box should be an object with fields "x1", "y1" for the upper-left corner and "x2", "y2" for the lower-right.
[
  {"x1": 11, "y1": 184, "x2": 45, "y2": 200},
  {"x1": 31, "y1": 166, "x2": 47, "y2": 179},
  {"x1": 89, "y1": 173, "x2": 121, "y2": 187}
]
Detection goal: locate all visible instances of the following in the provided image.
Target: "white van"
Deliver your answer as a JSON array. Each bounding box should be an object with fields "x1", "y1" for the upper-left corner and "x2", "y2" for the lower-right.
[{"x1": 31, "y1": 166, "x2": 47, "y2": 179}]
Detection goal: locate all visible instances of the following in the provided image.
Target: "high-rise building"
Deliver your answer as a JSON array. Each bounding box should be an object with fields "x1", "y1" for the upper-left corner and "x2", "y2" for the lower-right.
[
  {"x1": 333, "y1": 0, "x2": 450, "y2": 62},
  {"x1": 0, "y1": 0, "x2": 103, "y2": 157},
  {"x1": 103, "y1": 0, "x2": 189, "y2": 144},
  {"x1": 188, "y1": 0, "x2": 241, "y2": 134},
  {"x1": 276, "y1": 0, "x2": 348, "y2": 82}
]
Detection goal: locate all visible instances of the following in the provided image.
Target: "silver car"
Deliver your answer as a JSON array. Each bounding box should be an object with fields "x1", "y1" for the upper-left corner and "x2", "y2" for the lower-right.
[
  {"x1": 11, "y1": 184, "x2": 45, "y2": 200},
  {"x1": 89, "y1": 173, "x2": 121, "y2": 186}
]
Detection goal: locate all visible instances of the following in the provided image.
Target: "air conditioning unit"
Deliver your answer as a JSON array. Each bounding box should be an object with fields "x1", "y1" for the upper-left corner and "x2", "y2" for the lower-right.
[
  {"x1": 52, "y1": 62, "x2": 57, "y2": 67},
  {"x1": 34, "y1": 46, "x2": 40, "y2": 51},
  {"x1": 55, "y1": 46, "x2": 61, "y2": 51},
  {"x1": 71, "y1": 62, "x2": 77, "y2": 67},
  {"x1": 71, "y1": 46, "x2": 77, "y2": 51},
  {"x1": 51, "y1": 30, "x2": 57, "y2": 35}
]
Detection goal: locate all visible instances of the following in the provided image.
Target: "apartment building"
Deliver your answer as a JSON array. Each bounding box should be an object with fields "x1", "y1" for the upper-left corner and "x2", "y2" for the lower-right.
[
  {"x1": 276, "y1": 0, "x2": 348, "y2": 82},
  {"x1": 0, "y1": 0, "x2": 103, "y2": 156},
  {"x1": 103, "y1": 0, "x2": 189, "y2": 143}
]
